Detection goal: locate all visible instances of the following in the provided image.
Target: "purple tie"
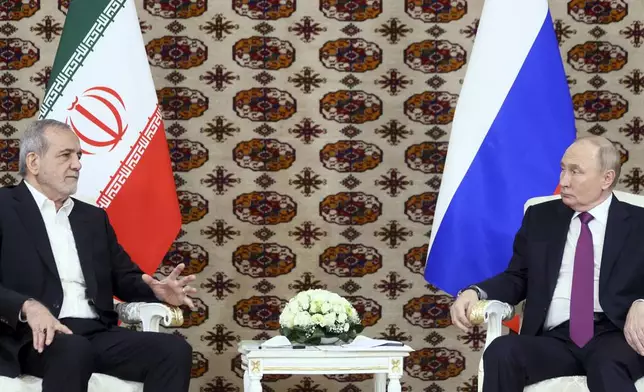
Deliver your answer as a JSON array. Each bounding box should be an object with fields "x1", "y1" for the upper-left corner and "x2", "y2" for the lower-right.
[{"x1": 569, "y1": 211, "x2": 594, "y2": 347}]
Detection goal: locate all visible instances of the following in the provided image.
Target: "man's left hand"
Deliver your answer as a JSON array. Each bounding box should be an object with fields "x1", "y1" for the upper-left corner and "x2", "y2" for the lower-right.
[
  {"x1": 624, "y1": 300, "x2": 644, "y2": 356},
  {"x1": 142, "y1": 263, "x2": 197, "y2": 310}
]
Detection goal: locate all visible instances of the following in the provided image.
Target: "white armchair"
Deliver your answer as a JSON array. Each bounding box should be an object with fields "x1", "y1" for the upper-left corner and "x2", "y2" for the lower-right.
[
  {"x1": 470, "y1": 190, "x2": 644, "y2": 392},
  {"x1": 0, "y1": 302, "x2": 183, "y2": 392}
]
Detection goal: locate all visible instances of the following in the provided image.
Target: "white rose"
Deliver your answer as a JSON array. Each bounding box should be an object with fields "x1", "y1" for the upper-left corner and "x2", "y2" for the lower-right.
[
  {"x1": 311, "y1": 314, "x2": 325, "y2": 326},
  {"x1": 288, "y1": 302, "x2": 300, "y2": 313},
  {"x1": 297, "y1": 295, "x2": 310, "y2": 311},
  {"x1": 309, "y1": 300, "x2": 321, "y2": 314},
  {"x1": 337, "y1": 312, "x2": 347, "y2": 323},
  {"x1": 279, "y1": 308, "x2": 291, "y2": 320},
  {"x1": 280, "y1": 311, "x2": 295, "y2": 328},
  {"x1": 294, "y1": 312, "x2": 313, "y2": 327},
  {"x1": 320, "y1": 302, "x2": 332, "y2": 314},
  {"x1": 323, "y1": 313, "x2": 336, "y2": 326}
]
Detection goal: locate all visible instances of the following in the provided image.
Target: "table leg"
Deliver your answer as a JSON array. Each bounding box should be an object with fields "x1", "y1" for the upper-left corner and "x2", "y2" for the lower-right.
[
  {"x1": 243, "y1": 369, "x2": 250, "y2": 392},
  {"x1": 374, "y1": 373, "x2": 387, "y2": 392},
  {"x1": 248, "y1": 374, "x2": 263, "y2": 392},
  {"x1": 387, "y1": 374, "x2": 402, "y2": 392}
]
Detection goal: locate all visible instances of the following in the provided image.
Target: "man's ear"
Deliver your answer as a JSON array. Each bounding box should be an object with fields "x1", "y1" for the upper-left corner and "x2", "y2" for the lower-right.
[
  {"x1": 25, "y1": 152, "x2": 40, "y2": 176},
  {"x1": 602, "y1": 169, "x2": 616, "y2": 190}
]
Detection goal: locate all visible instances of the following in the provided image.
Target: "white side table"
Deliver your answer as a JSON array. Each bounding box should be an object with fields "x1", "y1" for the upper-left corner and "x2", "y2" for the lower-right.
[{"x1": 238, "y1": 340, "x2": 414, "y2": 392}]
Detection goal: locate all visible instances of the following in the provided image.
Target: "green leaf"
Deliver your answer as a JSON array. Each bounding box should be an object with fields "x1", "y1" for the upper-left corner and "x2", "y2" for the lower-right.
[{"x1": 310, "y1": 327, "x2": 325, "y2": 339}]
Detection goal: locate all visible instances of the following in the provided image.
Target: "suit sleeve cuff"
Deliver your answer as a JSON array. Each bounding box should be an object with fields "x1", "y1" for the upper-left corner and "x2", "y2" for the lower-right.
[
  {"x1": 17, "y1": 298, "x2": 34, "y2": 323},
  {"x1": 458, "y1": 285, "x2": 487, "y2": 300},
  {"x1": 471, "y1": 285, "x2": 488, "y2": 300},
  {"x1": 0, "y1": 292, "x2": 31, "y2": 329}
]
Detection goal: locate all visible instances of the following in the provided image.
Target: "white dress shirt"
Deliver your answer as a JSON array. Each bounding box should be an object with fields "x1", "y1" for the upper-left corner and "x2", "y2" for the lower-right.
[
  {"x1": 24, "y1": 181, "x2": 98, "y2": 319},
  {"x1": 543, "y1": 194, "x2": 612, "y2": 330}
]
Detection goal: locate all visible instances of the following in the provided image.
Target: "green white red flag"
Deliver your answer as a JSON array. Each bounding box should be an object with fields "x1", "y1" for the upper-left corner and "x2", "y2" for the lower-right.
[{"x1": 40, "y1": 0, "x2": 180, "y2": 274}]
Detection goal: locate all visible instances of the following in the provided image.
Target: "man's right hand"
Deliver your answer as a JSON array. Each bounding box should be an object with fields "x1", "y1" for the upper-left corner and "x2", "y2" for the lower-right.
[
  {"x1": 450, "y1": 289, "x2": 479, "y2": 332},
  {"x1": 21, "y1": 300, "x2": 72, "y2": 353}
]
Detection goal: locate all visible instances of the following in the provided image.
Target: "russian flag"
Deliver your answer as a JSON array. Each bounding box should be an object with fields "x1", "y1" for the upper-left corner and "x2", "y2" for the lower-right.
[{"x1": 424, "y1": 0, "x2": 576, "y2": 296}]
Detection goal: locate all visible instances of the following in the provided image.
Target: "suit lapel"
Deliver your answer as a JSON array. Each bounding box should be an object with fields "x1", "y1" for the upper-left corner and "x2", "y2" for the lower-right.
[
  {"x1": 68, "y1": 209, "x2": 97, "y2": 299},
  {"x1": 599, "y1": 196, "x2": 630, "y2": 290},
  {"x1": 12, "y1": 182, "x2": 60, "y2": 280},
  {"x1": 545, "y1": 201, "x2": 574, "y2": 299}
]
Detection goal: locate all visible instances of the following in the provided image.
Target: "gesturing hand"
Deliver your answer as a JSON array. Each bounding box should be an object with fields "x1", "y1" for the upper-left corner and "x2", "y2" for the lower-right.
[
  {"x1": 624, "y1": 300, "x2": 644, "y2": 356},
  {"x1": 22, "y1": 299, "x2": 72, "y2": 353},
  {"x1": 142, "y1": 263, "x2": 197, "y2": 310}
]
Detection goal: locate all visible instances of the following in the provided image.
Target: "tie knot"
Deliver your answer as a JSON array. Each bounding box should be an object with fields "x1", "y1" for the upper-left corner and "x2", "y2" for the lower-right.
[{"x1": 579, "y1": 211, "x2": 594, "y2": 225}]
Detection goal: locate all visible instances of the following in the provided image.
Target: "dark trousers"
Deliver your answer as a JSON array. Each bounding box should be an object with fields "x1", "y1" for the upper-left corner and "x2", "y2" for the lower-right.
[
  {"x1": 483, "y1": 315, "x2": 644, "y2": 392},
  {"x1": 18, "y1": 318, "x2": 192, "y2": 392}
]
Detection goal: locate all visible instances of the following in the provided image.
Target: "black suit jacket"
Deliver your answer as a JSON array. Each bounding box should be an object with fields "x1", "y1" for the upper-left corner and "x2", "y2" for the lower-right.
[
  {"x1": 0, "y1": 181, "x2": 158, "y2": 377},
  {"x1": 476, "y1": 195, "x2": 644, "y2": 336}
]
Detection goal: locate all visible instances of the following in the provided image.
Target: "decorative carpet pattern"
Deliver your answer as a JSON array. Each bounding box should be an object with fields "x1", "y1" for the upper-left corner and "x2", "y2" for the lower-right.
[{"x1": 0, "y1": 1, "x2": 643, "y2": 391}]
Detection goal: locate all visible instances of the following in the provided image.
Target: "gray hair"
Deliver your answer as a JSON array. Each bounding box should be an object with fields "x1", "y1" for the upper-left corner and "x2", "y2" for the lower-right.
[
  {"x1": 19, "y1": 119, "x2": 71, "y2": 176},
  {"x1": 576, "y1": 135, "x2": 621, "y2": 188}
]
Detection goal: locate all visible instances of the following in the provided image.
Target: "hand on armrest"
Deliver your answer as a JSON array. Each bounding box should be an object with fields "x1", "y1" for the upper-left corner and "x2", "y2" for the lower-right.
[
  {"x1": 450, "y1": 289, "x2": 479, "y2": 332},
  {"x1": 468, "y1": 300, "x2": 515, "y2": 325},
  {"x1": 468, "y1": 300, "x2": 516, "y2": 352}
]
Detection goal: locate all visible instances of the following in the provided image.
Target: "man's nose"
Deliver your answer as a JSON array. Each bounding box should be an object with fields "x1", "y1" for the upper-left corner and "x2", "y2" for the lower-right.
[{"x1": 71, "y1": 157, "x2": 82, "y2": 170}]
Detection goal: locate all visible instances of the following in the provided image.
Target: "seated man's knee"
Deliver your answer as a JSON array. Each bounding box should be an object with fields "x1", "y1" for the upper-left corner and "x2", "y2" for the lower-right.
[
  {"x1": 483, "y1": 335, "x2": 521, "y2": 365},
  {"x1": 171, "y1": 335, "x2": 192, "y2": 363},
  {"x1": 48, "y1": 334, "x2": 95, "y2": 369},
  {"x1": 584, "y1": 332, "x2": 644, "y2": 388},
  {"x1": 154, "y1": 333, "x2": 192, "y2": 367},
  {"x1": 586, "y1": 346, "x2": 639, "y2": 381}
]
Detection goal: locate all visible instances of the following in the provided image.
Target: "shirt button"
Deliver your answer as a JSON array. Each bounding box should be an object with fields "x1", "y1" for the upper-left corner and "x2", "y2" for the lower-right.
[{"x1": 53, "y1": 303, "x2": 61, "y2": 309}]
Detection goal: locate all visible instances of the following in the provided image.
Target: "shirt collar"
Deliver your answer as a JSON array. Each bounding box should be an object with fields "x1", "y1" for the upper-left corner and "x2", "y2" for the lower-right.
[
  {"x1": 24, "y1": 180, "x2": 74, "y2": 216},
  {"x1": 572, "y1": 193, "x2": 612, "y2": 226}
]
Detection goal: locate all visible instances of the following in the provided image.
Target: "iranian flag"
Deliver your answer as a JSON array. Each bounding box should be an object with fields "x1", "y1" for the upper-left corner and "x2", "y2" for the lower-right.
[{"x1": 39, "y1": 0, "x2": 181, "y2": 274}]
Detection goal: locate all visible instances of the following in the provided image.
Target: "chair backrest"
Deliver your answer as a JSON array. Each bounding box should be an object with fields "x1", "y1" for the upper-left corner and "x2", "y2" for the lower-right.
[
  {"x1": 514, "y1": 190, "x2": 644, "y2": 330},
  {"x1": 524, "y1": 190, "x2": 644, "y2": 213}
]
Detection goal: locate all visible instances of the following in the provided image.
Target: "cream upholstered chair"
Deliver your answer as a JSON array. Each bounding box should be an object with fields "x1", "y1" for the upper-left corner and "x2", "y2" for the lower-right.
[
  {"x1": 470, "y1": 190, "x2": 644, "y2": 392},
  {"x1": 0, "y1": 302, "x2": 183, "y2": 392}
]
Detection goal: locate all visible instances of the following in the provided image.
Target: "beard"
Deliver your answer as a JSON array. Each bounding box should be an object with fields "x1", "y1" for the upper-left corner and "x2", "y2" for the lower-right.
[{"x1": 37, "y1": 173, "x2": 78, "y2": 200}]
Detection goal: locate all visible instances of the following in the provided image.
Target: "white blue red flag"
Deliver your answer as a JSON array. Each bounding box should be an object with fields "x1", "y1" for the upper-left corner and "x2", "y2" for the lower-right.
[{"x1": 424, "y1": 0, "x2": 576, "y2": 295}]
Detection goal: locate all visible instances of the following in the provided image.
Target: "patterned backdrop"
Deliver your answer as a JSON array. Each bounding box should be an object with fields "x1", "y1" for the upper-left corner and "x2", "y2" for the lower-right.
[{"x1": 1, "y1": 0, "x2": 643, "y2": 391}]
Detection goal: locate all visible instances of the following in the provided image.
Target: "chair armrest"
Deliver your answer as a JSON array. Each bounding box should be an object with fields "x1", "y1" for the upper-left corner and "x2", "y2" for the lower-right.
[
  {"x1": 115, "y1": 302, "x2": 184, "y2": 332},
  {"x1": 468, "y1": 300, "x2": 515, "y2": 350},
  {"x1": 468, "y1": 300, "x2": 515, "y2": 392}
]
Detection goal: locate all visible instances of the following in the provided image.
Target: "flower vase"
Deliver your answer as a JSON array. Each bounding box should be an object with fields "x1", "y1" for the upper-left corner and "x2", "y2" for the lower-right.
[{"x1": 319, "y1": 337, "x2": 342, "y2": 345}]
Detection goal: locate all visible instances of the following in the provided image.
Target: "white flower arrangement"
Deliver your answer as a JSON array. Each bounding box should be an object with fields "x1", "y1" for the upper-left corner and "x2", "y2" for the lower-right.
[{"x1": 279, "y1": 289, "x2": 364, "y2": 344}]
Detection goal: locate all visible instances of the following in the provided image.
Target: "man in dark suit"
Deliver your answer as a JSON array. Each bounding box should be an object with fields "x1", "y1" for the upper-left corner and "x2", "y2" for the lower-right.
[
  {"x1": 451, "y1": 136, "x2": 644, "y2": 392},
  {"x1": 0, "y1": 119, "x2": 196, "y2": 392}
]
